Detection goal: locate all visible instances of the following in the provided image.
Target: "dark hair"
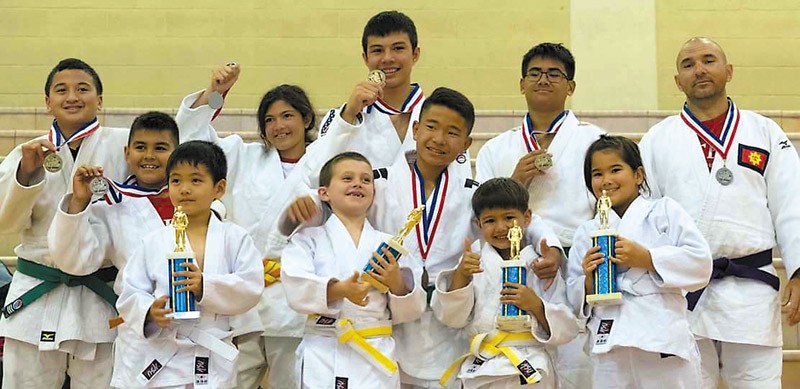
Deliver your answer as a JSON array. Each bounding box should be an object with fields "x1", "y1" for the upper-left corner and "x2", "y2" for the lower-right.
[
  {"x1": 521, "y1": 43, "x2": 575, "y2": 80},
  {"x1": 166, "y1": 140, "x2": 227, "y2": 183},
  {"x1": 361, "y1": 11, "x2": 418, "y2": 53},
  {"x1": 256, "y1": 84, "x2": 317, "y2": 148},
  {"x1": 419, "y1": 87, "x2": 475, "y2": 134},
  {"x1": 583, "y1": 135, "x2": 650, "y2": 197},
  {"x1": 319, "y1": 152, "x2": 371, "y2": 188},
  {"x1": 472, "y1": 178, "x2": 529, "y2": 217},
  {"x1": 45, "y1": 58, "x2": 103, "y2": 96},
  {"x1": 128, "y1": 111, "x2": 180, "y2": 146}
]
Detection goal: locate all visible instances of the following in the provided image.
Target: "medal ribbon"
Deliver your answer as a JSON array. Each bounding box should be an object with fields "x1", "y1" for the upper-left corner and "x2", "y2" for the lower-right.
[
  {"x1": 48, "y1": 118, "x2": 100, "y2": 150},
  {"x1": 411, "y1": 163, "x2": 449, "y2": 261},
  {"x1": 521, "y1": 111, "x2": 567, "y2": 152},
  {"x1": 680, "y1": 98, "x2": 740, "y2": 160},
  {"x1": 103, "y1": 175, "x2": 168, "y2": 205},
  {"x1": 371, "y1": 83, "x2": 424, "y2": 115}
]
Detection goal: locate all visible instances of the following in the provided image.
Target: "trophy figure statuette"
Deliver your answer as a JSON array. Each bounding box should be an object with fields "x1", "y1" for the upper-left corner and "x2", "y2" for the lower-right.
[
  {"x1": 361, "y1": 206, "x2": 425, "y2": 293},
  {"x1": 167, "y1": 206, "x2": 200, "y2": 319},
  {"x1": 586, "y1": 190, "x2": 623, "y2": 305},
  {"x1": 496, "y1": 220, "x2": 533, "y2": 332}
]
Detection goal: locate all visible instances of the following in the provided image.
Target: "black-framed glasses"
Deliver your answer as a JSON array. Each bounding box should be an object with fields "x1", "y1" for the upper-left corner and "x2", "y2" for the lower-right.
[{"x1": 525, "y1": 68, "x2": 569, "y2": 83}]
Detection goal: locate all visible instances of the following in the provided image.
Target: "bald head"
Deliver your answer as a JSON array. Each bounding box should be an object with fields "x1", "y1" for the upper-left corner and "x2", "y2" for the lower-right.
[{"x1": 676, "y1": 37, "x2": 728, "y2": 69}]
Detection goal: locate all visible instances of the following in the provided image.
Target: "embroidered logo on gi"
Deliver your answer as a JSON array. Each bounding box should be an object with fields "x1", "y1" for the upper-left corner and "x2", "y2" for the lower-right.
[
  {"x1": 456, "y1": 153, "x2": 467, "y2": 164},
  {"x1": 779, "y1": 139, "x2": 792, "y2": 150},
  {"x1": 195, "y1": 356, "x2": 209, "y2": 385},
  {"x1": 315, "y1": 316, "x2": 336, "y2": 326},
  {"x1": 596, "y1": 319, "x2": 613, "y2": 345},
  {"x1": 516, "y1": 360, "x2": 536, "y2": 378},
  {"x1": 319, "y1": 109, "x2": 335, "y2": 136},
  {"x1": 737, "y1": 144, "x2": 769, "y2": 175},
  {"x1": 141, "y1": 359, "x2": 163, "y2": 380},
  {"x1": 466, "y1": 357, "x2": 485, "y2": 373},
  {"x1": 464, "y1": 178, "x2": 480, "y2": 188},
  {"x1": 335, "y1": 376, "x2": 348, "y2": 389},
  {"x1": 40, "y1": 331, "x2": 56, "y2": 342}
]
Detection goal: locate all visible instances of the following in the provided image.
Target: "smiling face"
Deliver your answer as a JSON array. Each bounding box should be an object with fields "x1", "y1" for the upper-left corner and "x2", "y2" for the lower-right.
[
  {"x1": 520, "y1": 56, "x2": 575, "y2": 113},
  {"x1": 263, "y1": 99, "x2": 309, "y2": 158},
  {"x1": 124, "y1": 129, "x2": 176, "y2": 189},
  {"x1": 45, "y1": 69, "x2": 103, "y2": 132},
  {"x1": 168, "y1": 162, "x2": 226, "y2": 219},
  {"x1": 476, "y1": 207, "x2": 532, "y2": 251},
  {"x1": 362, "y1": 31, "x2": 420, "y2": 89},
  {"x1": 590, "y1": 149, "x2": 644, "y2": 216},
  {"x1": 674, "y1": 38, "x2": 732, "y2": 105},
  {"x1": 413, "y1": 104, "x2": 473, "y2": 171},
  {"x1": 318, "y1": 159, "x2": 375, "y2": 218}
]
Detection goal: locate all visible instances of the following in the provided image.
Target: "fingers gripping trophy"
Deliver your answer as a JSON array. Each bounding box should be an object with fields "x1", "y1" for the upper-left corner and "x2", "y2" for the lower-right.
[
  {"x1": 168, "y1": 206, "x2": 200, "y2": 319},
  {"x1": 361, "y1": 206, "x2": 424, "y2": 293},
  {"x1": 587, "y1": 190, "x2": 623, "y2": 305},
  {"x1": 496, "y1": 220, "x2": 532, "y2": 332}
]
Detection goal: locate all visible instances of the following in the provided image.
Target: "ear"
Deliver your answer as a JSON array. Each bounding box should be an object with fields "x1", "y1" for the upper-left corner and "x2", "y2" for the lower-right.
[
  {"x1": 522, "y1": 208, "x2": 532, "y2": 227},
  {"x1": 318, "y1": 186, "x2": 330, "y2": 202},
  {"x1": 124, "y1": 144, "x2": 129, "y2": 159},
  {"x1": 463, "y1": 136, "x2": 473, "y2": 154},
  {"x1": 725, "y1": 63, "x2": 733, "y2": 82},
  {"x1": 519, "y1": 77, "x2": 526, "y2": 95},
  {"x1": 634, "y1": 166, "x2": 645, "y2": 186},
  {"x1": 472, "y1": 216, "x2": 482, "y2": 230},
  {"x1": 567, "y1": 80, "x2": 576, "y2": 96},
  {"x1": 214, "y1": 178, "x2": 227, "y2": 199},
  {"x1": 362, "y1": 51, "x2": 368, "y2": 66},
  {"x1": 674, "y1": 74, "x2": 684, "y2": 93},
  {"x1": 412, "y1": 46, "x2": 421, "y2": 64},
  {"x1": 45, "y1": 95, "x2": 52, "y2": 113},
  {"x1": 303, "y1": 114, "x2": 313, "y2": 129},
  {"x1": 97, "y1": 95, "x2": 103, "y2": 112},
  {"x1": 412, "y1": 120, "x2": 420, "y2": 141}
]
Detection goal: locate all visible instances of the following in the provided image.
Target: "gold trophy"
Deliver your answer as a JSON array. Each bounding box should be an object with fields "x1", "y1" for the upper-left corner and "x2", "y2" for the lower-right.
[
  {"x1": 167, "y1": 206, "x2": 200, "y2": 319},
  {"x1": 361, "y1": 206, "x2": 424, "y2": 293},
  {"x1": 496, "y1": 220, "x2": 532, "y2": 331},
  {"x1": 586, "y1": 190, "x2": 623, "y2": 305}
]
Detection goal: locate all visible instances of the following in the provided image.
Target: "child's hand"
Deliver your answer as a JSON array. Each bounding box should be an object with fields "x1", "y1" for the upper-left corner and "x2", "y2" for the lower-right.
[
  {"x1": 341, "y1": 271, "x2": 370, "y2": 306},
  {"x1": 68, "y1": 165, "x2": 104, "y2": 213},
  {"x1": 500, "y1": 282, "x2": 543, "y2": 316},
  {"x1": 209, "y1": 63, "x2": 240, "y2": 94},
  {"x1": 146, "y1": 295, "x2": 172, "y2": 329},
  {"x1": 511, "y1": 150, "x2": 549, "y2": 187},
  {"x1": 287, "y1": 195, "x2": 320, "y2": 224},
  {"x1": 533, "y1": 240, "x2": 560, "y2": 290},
  {"x1": 612, "y1": 236, "x2": 655, "y2": 271},
  {"x1": 450, "y1": 239, "x2": 482, "y2": 291},
  {"x1": 16, "y1": 138, "x2": 56, "y2": 185},
  {"x1": 174, "y1": 262, "x2": 204, "y2": 301},
  {"x1": 342, "y1": 80, "x2": 383, "y2": 124},
  {"x1": 583, "y1": 245, "x2": 605, "y2": 295},
  {"x1": 368, "y1": 249, "x2": 408, "y2": 295}
]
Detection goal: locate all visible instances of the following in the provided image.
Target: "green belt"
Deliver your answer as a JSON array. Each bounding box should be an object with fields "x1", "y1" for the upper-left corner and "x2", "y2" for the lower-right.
[{"x1": 1, "y1": 258, "x2": 118, "y2": 318}]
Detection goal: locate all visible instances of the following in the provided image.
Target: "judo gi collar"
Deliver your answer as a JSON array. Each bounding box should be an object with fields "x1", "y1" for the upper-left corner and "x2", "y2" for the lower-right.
[
  {"x1": 680, "y1": 97, "x2": 740, "y2": 160},
  {"x1": 370, "y1": 83, "x2": 424, "y2": 115},
  {"x1": 49, "y1": 117, "x2": 100, "y2": 150},
  {"x1": 521, "y1": 110, "x2": 568, "y2": 152},
  {"x1": 411, "y1": 161, "x2": 449, "y2": 261}
]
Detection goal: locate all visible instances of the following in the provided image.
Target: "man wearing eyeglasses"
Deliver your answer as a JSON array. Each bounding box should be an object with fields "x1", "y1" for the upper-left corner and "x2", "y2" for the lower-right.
[{"x1": 474, "y1": 42, "x2": 605, "y2": 389}]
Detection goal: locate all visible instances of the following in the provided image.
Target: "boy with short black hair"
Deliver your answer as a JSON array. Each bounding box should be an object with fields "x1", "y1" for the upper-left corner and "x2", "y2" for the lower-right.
[
  {"x1": 281, "y1": 151, "x2": 425, "y2": 388},
  {"x1": 115, "y1": 141, "x2": 263, "y2": 388},
  {"x1": 0, "y1": 57, "x2": 130, "y2": 388},
  {"x1": 433, "y1": 178, "x2": 578, "y2": 388}
]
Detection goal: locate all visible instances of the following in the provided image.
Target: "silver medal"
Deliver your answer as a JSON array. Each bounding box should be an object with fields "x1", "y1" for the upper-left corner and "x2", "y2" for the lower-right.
[
  {"x1": 208, "y1": 91, "x2": 224, "y2": 110},
  {"x1": 43, "y1": 153, "x2": 63, "y2": 173},
  {"x1": 534, "y1": 154, "x2": 553, "y2": 171},
  {"x1": 715, "y1": 166, "x2": 733, "y2": 186},
  {"x1": 367, "y1": 69, "x2": 386, "y2": 85},
  {"x1": 90, "y1": 177, "x2": 109, "y2": 196}
]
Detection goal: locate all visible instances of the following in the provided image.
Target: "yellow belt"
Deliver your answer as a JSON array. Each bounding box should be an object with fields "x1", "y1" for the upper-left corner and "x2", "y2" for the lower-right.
[
  {"x1": 440, "y1": 330, "x2": 541, "y2": 386},
  {"x1": 263, "y1": 258, "x2": 281, "y2": 287},
  {"x1": 335, "y1": 319, "x2": 397, "y2": 376}
]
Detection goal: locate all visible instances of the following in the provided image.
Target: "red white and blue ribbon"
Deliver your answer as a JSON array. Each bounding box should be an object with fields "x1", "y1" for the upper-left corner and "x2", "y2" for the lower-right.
[
  {"x1": 680, "y1": 98, "x2": 740, "y2": 160},
  {"x1": 411, "y1": 162, "x2": 448, "y2": 261},
  {"x1": 102, "y1": 175, "x2": 168, "y2": 205},
  {"x1": 521, "y1": 111, "x2": 567, "y2": 152},
  {"x1": 48, "y1": 118, "x2": 100, "y2": 149},
  {"x1": 371, "y1": 83, "x2": 424, "y2": 115}
]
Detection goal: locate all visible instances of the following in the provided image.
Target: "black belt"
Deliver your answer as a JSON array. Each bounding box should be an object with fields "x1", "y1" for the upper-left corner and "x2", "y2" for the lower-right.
[
  {"x1": 686, "y1": 249, "x2": 778, "y2": 311},
  {"x1": 424, "y1": 284, "x2": 435, "y2": 305}
]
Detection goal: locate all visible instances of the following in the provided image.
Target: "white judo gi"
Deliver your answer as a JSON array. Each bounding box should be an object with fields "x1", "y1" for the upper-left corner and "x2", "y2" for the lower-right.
[
  {"x1": 639, "y1": 101, "x2": 800, "y2": 388},
  {"x1": 281, "y1": 214, "x2": 426, "y2": 389},
  {"x1": 566, "y1": 196, "x2": 712, "y2": 389},
  {"x1": 474, "y1": 111, "x2": 604, "y2": 388},
  {"x1": 0, "y1": 125, "x2": 129, "y2": 388},
  {"x1": 433, "y1": 243, "x2": 579, "y2": 388},
  {"x1": 115, "y1": 215, "x2": 263, "y2": 388}
]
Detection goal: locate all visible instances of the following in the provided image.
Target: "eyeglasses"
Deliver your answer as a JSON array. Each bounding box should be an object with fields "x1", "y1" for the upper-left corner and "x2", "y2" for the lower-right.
[{"x1": 525, "y1": 68, "x2": 569, "y2": 83}]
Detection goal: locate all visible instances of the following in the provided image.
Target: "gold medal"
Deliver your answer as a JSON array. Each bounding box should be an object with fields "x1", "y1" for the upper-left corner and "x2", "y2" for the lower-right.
[
  {"x1": 534, "y1": 154, "x2": 553, "y2": 171},
  {"x1": 43, "y1": 153, "x2": 63, "y2": 173},
  {"x1": 367, "y1": 69, "x2": 386, "y2": 85}
]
